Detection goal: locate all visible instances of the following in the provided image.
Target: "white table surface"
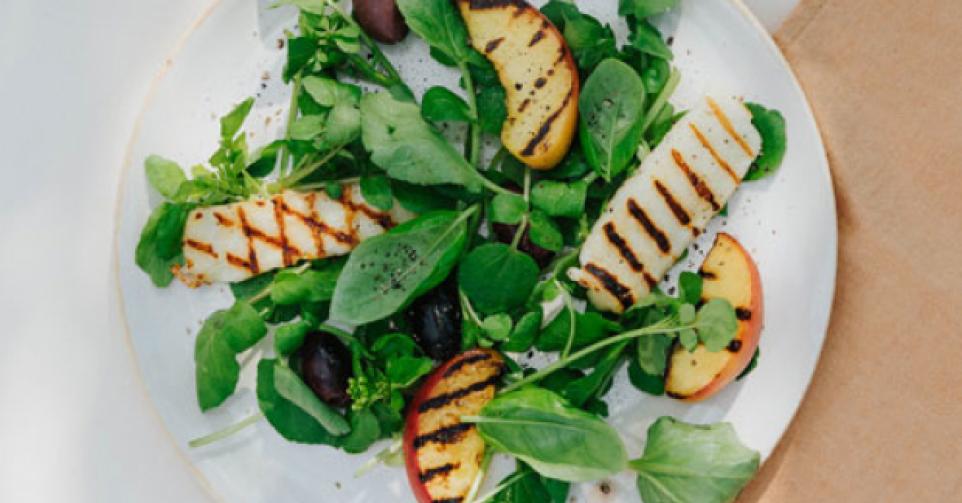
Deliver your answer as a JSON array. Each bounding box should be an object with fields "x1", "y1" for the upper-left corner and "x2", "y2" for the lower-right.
[{"x1": 0, "y1": 1, "x2": 797, "y2": 501}]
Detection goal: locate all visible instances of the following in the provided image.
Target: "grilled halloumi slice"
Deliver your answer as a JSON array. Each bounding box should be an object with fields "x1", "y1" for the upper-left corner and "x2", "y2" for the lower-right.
[
  {"x1": 569, "y1": 96, "x2": 762, "y2": 313},
  {"x1": 174, "y1": 183, "x2": 414, "y2": 286}
]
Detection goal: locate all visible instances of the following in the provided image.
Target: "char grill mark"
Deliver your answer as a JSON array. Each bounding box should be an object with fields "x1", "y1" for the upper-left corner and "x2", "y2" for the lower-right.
[
  {"x1": 689, "y1": 123, "x2": 739, "y2": 183},
  {"x1": 706, "y1": 97, "x2": 755, "y2": 157},
  {"x1": 529, "y1": 29, "x2": 545, "y2": 46},
  {"x1": 602, "y1": 223, "x2": 658, "y2": 287},
  {"x1": 419, "y1": 463, "x2": 458, "y2": 484},
  {"x1": 213, "y1": 211, "x2": 234, "y2": 226},
  {"x1": 416, "y1": 374, "x2": 503, "y2": 413},
  {"x1": 735, "y1": 307, "x2": 752, "y2": 321},
  {"x1": 235, "y1": 206, "x2": 261, "y2": 274},
  {"x1": 670, "y1": 149, "x2": 720, "y2": 211},
  {"x1": 584, "y1": 262, "x2": 635, "y2": 309},
  {"x1": 484, "y1": 37, "x2": 504, "y2": 53},
  {"x1": 184, "y1": 239, "x2": 217, "y2": 258},
  {"x1": 521, "y1": 87, "x2": 573, "y2": 156},
  {"x1": 654, "y1": 180, "x2": 692, "y2": 227},
  {"x1": 466, "y1": 0, "x2": 525, "y2": 9},
  {"x1": 443, "y1": 352, "x2": 493, "y2": 377},
  {"x1": 626, "y1": 198, "x2": 671, "y2": 254},
  {"x1": 518, "y1": 98, "x2": 531, "y2": 112},
  {"x1": 413, "y1": 423, "x2": 474, "y2": 450}
]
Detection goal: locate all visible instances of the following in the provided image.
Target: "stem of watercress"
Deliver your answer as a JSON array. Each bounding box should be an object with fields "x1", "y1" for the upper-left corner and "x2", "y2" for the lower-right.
[
  {"x1": 641, "y1": 68, "x2": 681, "y2": 134},
  {"x1": 557, "y1": 280, "x2": 577, "y2": 359},
  {"x1": 458, "y1": 61, "x2": 482, "y2": 169},
  {"x1": 279, "y1": 73, "x2": 303, "y2": 178},
  {"x1": 277, "y1": 143, "x2": 347, "y2": 188},
  {"x1": 188, "y1": 412, "x2": 263, "y2": 448},
  {"x1": 509, "y1": 214, "x2": 527, "y2": 249}
]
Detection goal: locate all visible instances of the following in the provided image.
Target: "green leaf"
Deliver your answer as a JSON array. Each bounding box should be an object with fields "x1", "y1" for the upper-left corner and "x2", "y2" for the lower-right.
[
  {"x1": 492, "y1": 463, "x2": 569, "y2": 503},
  {"x1": 135, "y1": 202, "x2": 193, "y2": 287},
  {"x1": 273, "y1": 361, "x2": 350, "y2": 435},
  {"x1": 257, "y1": 359, "x2": 343, "y2": 445},
  {"x1": 396, "y1": 0, "x2": 474, "y2": 64},
  {"x1": 476, "y1": 83, "x2": 507, "y2": 134},
  {"x1": 563, "y1": 342, "x2": 627, "y2": 407},
  {"x1": 737, "y1": 348, "x2": 761, "y2": 380},
  {"x1": 579, "y1": 59, "x2": 647, "y2": 180},
  {"x1": 695, "y1": 299, "x2": 739, "y2": 351},
  {"x1": 530, "y1": 180, "x2": 587, "y2": 218},
  {"x1": 322, "y1": 104, "x2": 362, "y2": 146},
  {"x1": 220, "y1": 98, "x2": 254, "y2": 140},
  {"x1": 290, "y1": 115, "x2": 326, "y2": 141},
  {"x1": 470, "y1": 387, "x2": 628, "y2": 482},
  {"x1": 386, "y1": 356, "x2": 434, "y2": 388},
  {"x1": 284, "y1": 36, "x2": 315, "y2": 81},
  {"x1": 220, "y1": 301, "x2": 269, "y2": 352},
  {"x1": 371, "y1": 332, "x2": 420, "y2": 361},
  {"x1": 145, "y1": 155, "x2": 186, "y2": 199},
  {"x1": 341, "y1": 409, "x2": 382, "y2": 453},
  {"x1": 458, "y1": 243, "x2": 540, "y2": 314},
  {"x1": 562, "y1": 12, "x2": 618, "y2": 73},
  {"x1": 678, "y1": 303, "x2": 696, "y2": 325},
  {"x1": 275, "y1": 320, "x2": 311, "y2": 355},
  {"x1": 527, "y1": 211, "x2": 564, "y2": 252},
  {"x1": 635, "y1": 333, "x2": 673, "y2": 375},
  {"x1": 360, "y1": 92, "x2": 483, "y2": 192},
  {"x1": 246, "y1": 140, "x2": 284, "y2": 178},
  {"x1": 481, "y1": 313, "x2": 513, "y2": 342},
  {"x1": 629, "y1": 19, "x2": 673, "y2": 60},
  {"x1": 628, "y1": 358, "x2": 665, "y2": 395},
  {"x1": 679, "y1": 328, "x2": 698, "y2": 351},
  {"x1": 271, "y1": 269, "x2": 311, "y2": 305},
  {"x1": 302, "y1": 76, "x2": 361, "y2": 107},
  {"x1": 618, "y1": 0, "x2": 679, "y2": 19},
  {"x1": 421, "y1": 86, "x2": 474, "y2": 123},
  {"x1": 360, "y1": 175, "x2": 395, "y2": 211},
  {"x1": 502, "y1": 311, "x2": 542, "y2": 353},
  {"x1": 678, "y1": 271, "x2": 703, "y2": 305},
  {"x1": 331, "y1": 210, "x2": 471, "y2": 325},
  {"x1": 630, "y1": 417, "x2": 760, "y2": 503},
  {"x1": 744, "y1": 103, "x2": 787, "y2": 181},
  {"x1": 536, "y1": 310, "x2": 614, "y2": 352},
  {"x1": 490, "y1": 193, "x2": 527, "y2": 225},
  {"x1": 193, "y1": 302, "x2": 267, "y2": 411}
]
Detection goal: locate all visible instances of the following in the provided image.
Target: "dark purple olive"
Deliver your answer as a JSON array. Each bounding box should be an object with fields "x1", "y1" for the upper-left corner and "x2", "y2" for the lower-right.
[
  {"x1": 291, "y1": 332, "x2": 353, "y2": 407},
  {"x1": 406, "y1": 281, "x2": 462, "y2": 361},
  {"x1": 492, "y1": 222, "x2": 555, "y2": 268},
  {"x1": 353, "y1": 0, "x2": 409, "y2": 44}
]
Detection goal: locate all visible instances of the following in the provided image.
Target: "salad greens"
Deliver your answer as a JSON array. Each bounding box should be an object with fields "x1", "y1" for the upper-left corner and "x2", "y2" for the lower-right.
[{"x1": 132, "y1": 0, "x2": 791, "y2": 501}]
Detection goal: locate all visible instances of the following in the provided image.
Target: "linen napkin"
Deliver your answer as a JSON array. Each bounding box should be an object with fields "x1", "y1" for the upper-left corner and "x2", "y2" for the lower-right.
[{"x1": 739, "y1": 0, "x2": 962, "y2": 500}]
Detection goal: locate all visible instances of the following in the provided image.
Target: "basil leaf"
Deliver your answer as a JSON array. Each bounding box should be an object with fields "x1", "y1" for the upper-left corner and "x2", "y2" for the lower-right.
[
  {"x1": 527, "y1": 210, "x2": 564, "y2": 252},
  {"x1": 618, "y1": 0, "x2": 679, "y2": 19},
  {"x1": 630, "y1": 417, "x2": 759, "y2": 503},
  {"x1": 331, "y1": 210, "x2": 470, "y2": 325},
  {"x1": 531, "y1": 180, "x2": 587, "y2": 218},
  {"x1": 458, "y1": 243, "x2": 540, "y2": 314},
  {"x1": 396, "y1": 0, "x2": 474, "y2": 64},
  {"x1": 490, "y1": 193, "x2": 527, "y2": 225},
  {"x1": 360, "y1": 175, "x2": 394, "y2": 211},
  {"x1": 744, "y1": 103, "x2": 787, "y2": 181},
  {"x1": 273, "y1": 361, "x2": 350, "y2": 435},
  {"x1": 194, "y1": 302, "x2": 267, "y2": 411},
  {"x1": 145, "y1": 155, "x2": 186, "y2": 199},
  {"x1": 579, "y1": 59, "x2": 647, "y2": 180},
  {"x1": 135, "y1": 202, "x2": 193, "y2": 287},
  {"x1": 695, "y1": 299, "x2": 738, "y2": 351},
  {"x1": 257, "y1": 359, "x2": 343, "y2": 445},
  {"x1": 421, "y1": 86, "x2": 473, "y2": 123},
  {"x1": 471, "y1": 387, "x2": 628, "y2": 482},
  {"x1": 360, "y1": 92, "x2": 483, "y2": 192}
]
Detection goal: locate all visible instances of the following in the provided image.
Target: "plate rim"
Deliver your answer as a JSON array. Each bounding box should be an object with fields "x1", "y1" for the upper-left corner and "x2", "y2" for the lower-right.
[{"x1": 110, "y1": 0, "x2": 838, "y2": 501}]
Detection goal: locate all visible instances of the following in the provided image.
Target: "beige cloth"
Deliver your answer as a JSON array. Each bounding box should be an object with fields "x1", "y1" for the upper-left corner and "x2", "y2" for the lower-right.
[{"x1": 739, "y1": 0, "x2": 962, "y2": 501}]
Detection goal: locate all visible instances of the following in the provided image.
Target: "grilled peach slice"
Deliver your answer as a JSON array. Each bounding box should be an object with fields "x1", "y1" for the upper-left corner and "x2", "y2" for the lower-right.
[
  {"x1": 457, "y1": 0, "x2": 579, "y2": 170},
  {"x1": 665, "y1": 233, "x2": 763, "y2": 401},
  {"x1": 403, "y1": 349, "x2": 505, "y2": 503}
]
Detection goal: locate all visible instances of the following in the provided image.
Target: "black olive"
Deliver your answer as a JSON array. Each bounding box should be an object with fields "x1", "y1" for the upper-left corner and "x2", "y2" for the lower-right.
[
  {"x1": 491, "y1": 222, "x2": 555, "y2": 268},
  {"x1": 406, "y1": 281, "x2": 462, "y2": 361},
  {"x1": 352, "y1": 0, "x2": 409, "y2": 44},
  {"x1": 291, "y1": 332, "x2": 353, "y2": 407}
]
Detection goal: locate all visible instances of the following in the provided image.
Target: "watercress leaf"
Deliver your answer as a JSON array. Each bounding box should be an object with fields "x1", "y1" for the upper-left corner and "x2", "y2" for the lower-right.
[
  {"x1": 322, "y1": 104, "x2": 361, "y2": 146},
  {"x1": 737, "y1": 348, "x2": 760, "y2": 380},
  {"x1": 331, "y1": 210, "x2": 470, "y2": 325},
  {"x1": 273, "y1": 361, "x2": 351, "y2": 435},
  {"x1": 695, "y1": 298, "x2": 738, "y2": 352},
  {"x1": 490, "y1": 193, "x2": 527, "y2": 225},
  {"x1": 360, "y1": 92, "x2": 483, "y2": 192},
  {"x1": 635, "y1": 332, "x2": 673, "y2": 375},
  {"x1": 629, "y1": 19, "x2": 673, "y2": 60},
  {"x1": 145, "y1": 155, "x2": 186, "y2": 199},
  {"x1": 302, "y1": 76, "x2": 361, "y2": 107},
  {"x1": 678, "y1": 271, "x2": 703, "y2": 305},
  {"x1": 257, "y1": 359, "x2": 343, "y2": 445},
  {"x1": 492, "y1": 464, "x2": 568, "y2": 503},
  {"x1": 392, "y1": 182, "x2": 457, "y2": 213},
  {"x1": 525, "y1": 211, "x2": 563, "y2": 253},
  {"x1": 476, "y1": 83, "x2": 507, "y2": 135},
  {"x1": 421, "y1": 86, "x2": 474, "y2": 123},
  {"x1": 628, "y1": 357, "x2": 665, "y2": 395},
  {"x1": 396, "y1": 0, "x2": 473, "y2": 64},
  {"x1": 360, "y1": 175, "x2": 394, "y2": 211},
  {"x1": 630, "y1": 417, "x2": 760, "y2": 503},
  {"x1": 271, "y1": 269, "x2": 311, "y2": 305},
  {"x1": 579, "y1": 59, "x2": 647, "y2": 180},
  {"x1": 679, "y1": 328, "x2": 698, "y2": 351},
  {"x1": 472, "y1": 387, "x2": 628, "y2": 482},
  {"x1": 386, "y1": 355, "x2": 434, "y2": 388},
  {"x1": 540, "y1": 0, "x2": 580, "y2": 30},
  {"x1": 275, "y1": 320, "x2": 312, "y2": 355},
  {"x1": 536, "y1": 310, "x2": 613, "y2": 352},
  {"x1": 220, "y1": 97, "x2": 254, "y2": 141},
  {"x1": 678, "y1": 303, "x2": 696, "y2": 325},
  {"x1": 531, "y1": 180, "x2": 587, "y2": 218},
  {"x1": 194, "y1": 311, "x2": 240, "y2": 411},
  {"x1": 502, "y1": 311, "x2": 542, "y2": 353},
  {"x1": 618, "y1": 0, "x2": 679, "y2": 19},
  {"x1": 563, "y1": 13, "x2": 618, "y2": 73},
  {"x1": 481, "y1": 313, "x2": 513, "y2": 341},
  {"x1": 246, "y1": 140, "x2": 284, "y2": 178},
  {"x1": 744, "y1": 103, "x2": 787, "y2": 181},
  {"x1": 563, "y1": 341, "x2": 627, "y2": 407},
  {"x1": 341, "y1": 408, "x2": 382, "y2": 454},
  {"x1": 290, "y1": 114, "x2": 326, "y2": 141},
  {"x1": 371, "y1": 332, "x2": 420, "y2": 360},
  {"x1": 284, "y1": 36, "x2": 315, "y2": 82},
  {"x1": 220, "y1": 301, "x2": 268, "y2": 353},
  {"x1": 135, "y1": 202, "x2": 194, "y2": 287},
  {"x1": 304, "y1": 258, "x2": 345, "y2": 302},
  {"x1": 458, "y1": 243, "x2": 540, "y2": 314}
]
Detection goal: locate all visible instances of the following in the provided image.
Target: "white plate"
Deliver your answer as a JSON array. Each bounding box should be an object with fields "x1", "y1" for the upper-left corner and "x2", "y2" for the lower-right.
[{"x1": 115, "y1": 0, "x2": 836, "y2": 501}]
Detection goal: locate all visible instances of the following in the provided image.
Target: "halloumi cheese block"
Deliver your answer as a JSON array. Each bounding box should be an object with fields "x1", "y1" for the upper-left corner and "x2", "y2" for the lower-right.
[
  {"x1": 569, "y1": 96, "x2": 761, "y2": 313},
  {"x1": 175, "y1": 184, "x2": 414, "y2": 286}
]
